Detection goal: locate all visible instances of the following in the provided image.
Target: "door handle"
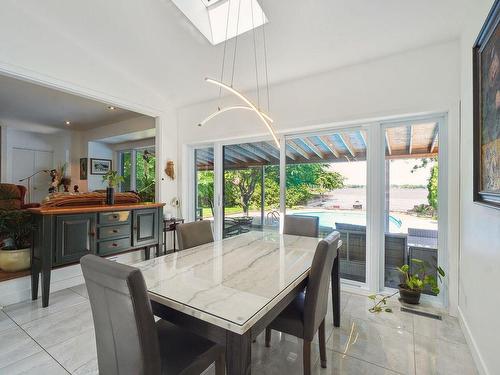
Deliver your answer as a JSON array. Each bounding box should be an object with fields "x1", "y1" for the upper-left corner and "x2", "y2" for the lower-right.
[{"x1": 112, "y1": 229, "x2": 119, "y2": 233}]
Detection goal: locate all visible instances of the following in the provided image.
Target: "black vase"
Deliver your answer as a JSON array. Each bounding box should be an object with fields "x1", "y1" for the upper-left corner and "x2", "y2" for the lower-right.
[{"x1": 106, "y1": 187, "x2": 115, "y2": 205}]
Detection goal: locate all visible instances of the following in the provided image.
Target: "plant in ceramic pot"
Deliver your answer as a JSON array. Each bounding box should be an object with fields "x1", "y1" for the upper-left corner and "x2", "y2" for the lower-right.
[
  {"x1": 397, "y1": 258, "x2": 445, "y2": 304},
  {"x1": 0, "y1": 210, "x2": 34, "y2": 272},
  {"x1": 102, "y1": 170, "x2": 124, "y2": 205}
]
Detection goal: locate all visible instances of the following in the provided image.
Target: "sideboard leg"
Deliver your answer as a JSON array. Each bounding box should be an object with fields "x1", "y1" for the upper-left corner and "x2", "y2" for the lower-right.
[
  {"x1": 144, "y1": 247, "x2": 151, "y2": 260},
  {"x1": 41, "y1": 267, "x2": 51, "y2": 308},
  {"x1": 31, "y1": 258, "x2": 40, "y2": 300}
]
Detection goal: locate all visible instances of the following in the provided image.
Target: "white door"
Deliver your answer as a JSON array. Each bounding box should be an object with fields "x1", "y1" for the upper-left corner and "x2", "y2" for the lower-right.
[
  {"x1": 11, "y1": 148, "x2": 54, "y2": 204},
  {"x1": 33, "y1": 150, "x2": 53, "y2": 203}
]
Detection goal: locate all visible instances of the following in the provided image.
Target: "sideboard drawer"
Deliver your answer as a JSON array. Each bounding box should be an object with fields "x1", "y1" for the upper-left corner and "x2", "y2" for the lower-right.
[
  {"x1": 99, "y1": 211, "x2": 131, "y2": 225},
  {"x1": 97, "y1": 237, "x2": 131, "y2": 256},
  {"x1": 98, "y1": 224, "x2": 131, "y2": 240}
]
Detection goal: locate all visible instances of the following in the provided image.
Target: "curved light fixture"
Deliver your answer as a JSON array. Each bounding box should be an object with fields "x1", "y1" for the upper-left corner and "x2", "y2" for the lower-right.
[
  {"x1": 205, "y1": 77, "x2": 280, "y2": 148},
  {"x1": 198, "y1": 105, "x2": 274, "y2": 127}
]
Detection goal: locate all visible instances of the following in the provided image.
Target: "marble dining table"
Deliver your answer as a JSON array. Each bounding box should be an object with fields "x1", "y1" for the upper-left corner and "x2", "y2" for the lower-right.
[{"x1": 135, "y1": 230, "x2": 341, "y2": 375}]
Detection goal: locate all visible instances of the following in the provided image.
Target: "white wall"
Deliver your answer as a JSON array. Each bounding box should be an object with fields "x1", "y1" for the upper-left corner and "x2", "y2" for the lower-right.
[
  {"x1": 0, "y1": 126, "x2": 71, "y2": 183},
  {"x1": 458, "y1": 1, "x2": 500, "y2": 374}
]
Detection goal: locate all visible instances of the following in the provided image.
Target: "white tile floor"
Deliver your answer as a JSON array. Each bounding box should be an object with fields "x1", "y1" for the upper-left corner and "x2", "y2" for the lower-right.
[{"x1": 0, "y1": 286, "x2": 477, "y2": 375}]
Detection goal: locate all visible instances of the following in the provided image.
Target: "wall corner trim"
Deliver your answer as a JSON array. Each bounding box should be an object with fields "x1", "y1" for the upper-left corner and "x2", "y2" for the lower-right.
[{"x1": 457, "y1": 306, "x2": 490, "y2": 375}]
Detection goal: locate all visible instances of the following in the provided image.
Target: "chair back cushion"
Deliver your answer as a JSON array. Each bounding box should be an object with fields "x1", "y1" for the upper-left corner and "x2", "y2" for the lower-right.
[
  {"x1": 0, "y1": 184, "x2": 22, "y2": 210},
  {"x1": 81, "y1": 255, "x2": 161, "y2": 375},
  {"x1": 283, "y1": 215, "x2": 319, "y2": 238},
  {"x1": 176, "y1": 221, "x2": 214, "y2": 250},
  {"x1": 303, "y1": 231, "x2": 340, "y2": 340}
]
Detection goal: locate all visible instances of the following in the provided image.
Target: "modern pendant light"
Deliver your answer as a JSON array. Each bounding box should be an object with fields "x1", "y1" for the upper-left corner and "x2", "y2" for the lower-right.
[{"x1": 199, "y1": 0, "x2": 279, "y2": 148}]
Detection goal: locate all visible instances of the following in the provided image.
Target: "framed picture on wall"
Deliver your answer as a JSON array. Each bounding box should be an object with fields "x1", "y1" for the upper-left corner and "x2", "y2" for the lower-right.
[
  {"x1": 90, "y1": 158, "x2": 112, "y2": 175},
  {"x1": 473, "y1": 0, "x2": 500, "y2": 209},
  {"x1": 79, "y1": 158, "x2": 88, "y2": 180}
]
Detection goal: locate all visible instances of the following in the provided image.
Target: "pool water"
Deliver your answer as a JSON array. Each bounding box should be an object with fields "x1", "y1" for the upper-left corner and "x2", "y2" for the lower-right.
[{"x1": 292, "y1": 211, "x2": 402, "y2": 232}]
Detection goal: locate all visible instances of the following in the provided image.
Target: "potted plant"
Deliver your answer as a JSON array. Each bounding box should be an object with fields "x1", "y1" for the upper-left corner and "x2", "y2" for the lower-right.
[
  {"x1": 0, "y1": 210, "x2": 34, "y2": 272},
  {"x1": 102, "y1": 170, "x2": 124, "y2": 205},
  {"x1": 397, "y1": 258, "x2": 445, "y2": 304}
]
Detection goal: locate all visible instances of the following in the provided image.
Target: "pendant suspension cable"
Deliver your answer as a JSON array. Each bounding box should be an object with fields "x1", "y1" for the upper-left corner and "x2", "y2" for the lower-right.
[
  {"x1": 218, "y1": 0, "x2": 232, "y2": 106},
  {"x1": 250, "y1": 0, "x2": 260, "y2": 109},
  {"x1": 230, "y1": 0, "x2": 242, "y2": 87},
  {"x1": 261, "y1": 0, "x2": 270, "y2": 113}
]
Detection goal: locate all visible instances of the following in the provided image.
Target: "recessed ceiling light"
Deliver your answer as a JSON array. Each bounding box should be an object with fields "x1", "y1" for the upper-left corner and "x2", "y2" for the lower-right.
[
  {"x1": 65, "y1": 121, "x2": 71, "y2": 125},
  {"x1": 107, "y1": 106, "x2": 116, "y2": 110}
]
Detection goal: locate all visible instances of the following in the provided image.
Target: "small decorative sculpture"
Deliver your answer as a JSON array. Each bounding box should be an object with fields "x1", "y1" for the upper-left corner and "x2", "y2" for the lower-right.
[
  {"x1": 165, "y1": 160, "x2": 175, "y2": 180},
  {"x1": 74, "y1": 185, "x2": 79, "y2": 193}
]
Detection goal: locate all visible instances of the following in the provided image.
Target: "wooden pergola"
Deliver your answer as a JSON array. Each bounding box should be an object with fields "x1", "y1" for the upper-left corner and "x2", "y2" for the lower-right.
[{"x1": 196, "y1": 122, "x2": 439, "y2": 170}]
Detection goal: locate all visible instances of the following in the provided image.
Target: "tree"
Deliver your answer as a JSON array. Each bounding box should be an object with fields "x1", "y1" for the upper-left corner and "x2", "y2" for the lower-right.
[
  {"x1": 229, "y1": 168, "x2": 261, "y2": 215},
  {"x1": 427, "y1": 162, "x2": 438, "y2": 211},
  {"x1": 197, "y1": 171, "x2": 214, "y2": 211}
]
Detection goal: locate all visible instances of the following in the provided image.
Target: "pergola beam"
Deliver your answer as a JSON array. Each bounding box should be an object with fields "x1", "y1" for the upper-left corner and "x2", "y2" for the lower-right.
[
  {"x1": 338, "y1": 132, "x2": 356, "y2": 158},
  {"x1": 385, "y1": 130, "x2": 392, "y2": 156},
  {"x1": 429, "y1": 125, "x2": 439, "y2": 153},
  {"x1": 302, "y1": 137, "x2": 324, "y2": 158},
  {"x1": 260, "y1": 142, "x2": 281, "y2": 159},
  {"x1": 224, "y1": 148, "x2": 248, "y2": 163},
  {"x1": 287, "y1": 140, "x2": 310, "y2": 159},
  {"x1": 318, "y1": 136, "x2": 340, "y2": 158},
  {"x1": 408, "y1": 125, "x2": 414, "y2": 155},
  {"x1": 358, "y1": 130, "x2": 367, "y2": 148},
  {"x1": 236, "y1": 144, "x2": 270, "y2": 162}
]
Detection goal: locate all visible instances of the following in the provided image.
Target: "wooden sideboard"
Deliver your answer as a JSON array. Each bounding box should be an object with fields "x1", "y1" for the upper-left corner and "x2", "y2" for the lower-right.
[{"x1": 28, "y1": 203, "x2": 165, "y2": 307}]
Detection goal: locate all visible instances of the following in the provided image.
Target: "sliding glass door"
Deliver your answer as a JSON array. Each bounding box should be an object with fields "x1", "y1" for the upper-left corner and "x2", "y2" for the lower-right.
[
  {"x1": 383, "y1": 121, "x2": 440, "y2": 294},
  {"x1": 222, "y1": 140, "x2": 280, "y2": 238},
  {"x1": 194, "y1": 147, "x2": 215, "y2": 221},
  {"x1": 189, "y1": 115, "x2": 446, "y2": 296},
  {"x1": 285, "y1": 129, "x2": 368, "y2": 284}
]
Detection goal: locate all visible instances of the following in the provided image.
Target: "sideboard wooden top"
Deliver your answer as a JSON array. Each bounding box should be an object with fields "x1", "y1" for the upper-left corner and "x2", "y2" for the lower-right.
[{"x1": 28, "y1": 202, "x2": 165, "y2": 215}]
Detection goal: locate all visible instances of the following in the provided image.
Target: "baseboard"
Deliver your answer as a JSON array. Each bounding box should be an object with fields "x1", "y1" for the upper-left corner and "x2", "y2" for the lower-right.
[{"x1": 458, "y1": 306, "x2": 489, "y2": 375}]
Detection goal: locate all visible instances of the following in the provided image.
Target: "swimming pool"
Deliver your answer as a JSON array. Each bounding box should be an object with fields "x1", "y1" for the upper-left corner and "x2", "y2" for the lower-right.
[{"x1": 292, "y1": 211, "x2": 402, "y2": 232}]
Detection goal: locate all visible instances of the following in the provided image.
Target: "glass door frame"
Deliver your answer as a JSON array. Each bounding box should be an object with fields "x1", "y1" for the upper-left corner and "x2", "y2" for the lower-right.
[{"x1": 186, "y1": 113, "x2": 449, "y2": 302}]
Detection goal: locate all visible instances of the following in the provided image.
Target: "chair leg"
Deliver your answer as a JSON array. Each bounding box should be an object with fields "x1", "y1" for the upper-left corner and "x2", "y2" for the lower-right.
[
  {"x1": 303, "y1": 340, "x2": 311, "y2": 375},
  {"x1": 265, "y1": 327, "x2": 272, "y2": 347},
  {"x1": 319, "y1": 319, "x2": 327, "y2": 368},
  {"x1": 215, "y1": 350, "x2": 226, "y2": 375}
]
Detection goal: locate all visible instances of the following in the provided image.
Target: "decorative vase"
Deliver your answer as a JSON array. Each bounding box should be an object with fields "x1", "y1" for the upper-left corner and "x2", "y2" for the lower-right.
[
  {"x1": 106, "y1": 187, "x2": 115, "y2": 205},
  {"x1": 0, "y1": 248, "x2": 31, "y2": 272},
  {"x1": 398, "y1": 284, "x2": 421, "y2": 304}
]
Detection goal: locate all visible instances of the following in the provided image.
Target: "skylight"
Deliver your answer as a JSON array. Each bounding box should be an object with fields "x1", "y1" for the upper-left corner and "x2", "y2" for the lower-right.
[{"x1": 172, "y1": 0, "x2": 268, "y2": 45}]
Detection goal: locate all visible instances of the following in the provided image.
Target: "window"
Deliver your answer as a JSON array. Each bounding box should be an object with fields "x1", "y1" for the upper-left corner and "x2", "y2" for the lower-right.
[
  {"x1": 285, "y1": 129, "x2": 367, "y2": 284},
  {"x1": 195, "y1": 147, "x2": 215, "y2": 221},
  {"x1": 223, "y1": 140, "x2": 279, "y2": 238},
  {"x1": 118, "y1": 147, "x2": 156, "y2": 202},
  {"x1": 383, "y1": 122, "x2": 440, "y2": 294}
]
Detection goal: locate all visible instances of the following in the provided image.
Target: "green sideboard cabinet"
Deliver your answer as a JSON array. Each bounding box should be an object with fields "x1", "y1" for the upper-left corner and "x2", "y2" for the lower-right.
[{"x1": 29, "y1": 203, "x2": 165, "y2": 307}]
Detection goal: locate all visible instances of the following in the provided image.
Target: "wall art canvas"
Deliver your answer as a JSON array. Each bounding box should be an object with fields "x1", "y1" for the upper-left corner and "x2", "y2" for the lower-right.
[{"x1": 473, "y1": 0, "x2": 500, "y2": 208}]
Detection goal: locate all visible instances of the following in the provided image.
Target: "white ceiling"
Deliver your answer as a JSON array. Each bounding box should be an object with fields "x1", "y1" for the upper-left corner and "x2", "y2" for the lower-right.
[
  {"x1": 1, "y1": 0, "x2": 469, "y2": 112},
  {"x1": 0, "y1": 74, "x2": 142, "y2": 132},
  {"x1": 98, "y1": 129, "x2": 156, "y2": 144},
  {"x1": 52, "y1": 0, "x2": 466, "y2": 108}
]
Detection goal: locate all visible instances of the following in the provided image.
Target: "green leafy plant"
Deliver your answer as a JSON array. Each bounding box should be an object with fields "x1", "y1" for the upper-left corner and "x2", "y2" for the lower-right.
[
  {"x1": 102, "y1": 170, "x2": 124, "y2": 188},
  {"x1": 398, "y1": 258, "x2": 445, "y2": 295},
  {"x1": 368, "y1": 291, "x2": 399, "y2": 313},
  {"x1": 0, "y1": 211, "x2": 34, "y2": 250}
]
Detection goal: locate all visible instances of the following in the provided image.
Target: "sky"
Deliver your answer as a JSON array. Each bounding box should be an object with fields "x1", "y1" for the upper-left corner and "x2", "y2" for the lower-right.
[{"x1": 329, "y1": 159, "x2": 434, "y2": 186}]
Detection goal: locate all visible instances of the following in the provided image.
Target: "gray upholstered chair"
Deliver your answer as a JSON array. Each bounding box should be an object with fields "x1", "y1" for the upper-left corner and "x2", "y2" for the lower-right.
[
  {"x1": 265, "y1": 231, "x2": 340, "y2": 375},
  {"x1": 176, "y1": 221, "x2": 214, "y2": 251},
  {"x1": 81, "y1": 255, "x2": 225, "y2": 375},
  {"x1": 283, "y1": 215, "x2": 319, "y2": 238}
]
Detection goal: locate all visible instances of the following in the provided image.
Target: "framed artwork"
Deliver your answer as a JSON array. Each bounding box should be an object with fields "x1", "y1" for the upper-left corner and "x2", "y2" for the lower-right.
[
  {"x1": 473, "y1": 0, "x2": 500, "y2": 209},
  {"x1": 90, "y1": 158, "x2": 112, "y2": 175},
  {"x1": 79, "y1": 158, "x2": 88, "y2": 180}
]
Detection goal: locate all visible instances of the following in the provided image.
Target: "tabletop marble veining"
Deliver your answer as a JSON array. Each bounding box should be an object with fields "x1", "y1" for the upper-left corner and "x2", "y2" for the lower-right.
[{"x1": 135, "y1": 231, "x2": 322, "y2": 334}]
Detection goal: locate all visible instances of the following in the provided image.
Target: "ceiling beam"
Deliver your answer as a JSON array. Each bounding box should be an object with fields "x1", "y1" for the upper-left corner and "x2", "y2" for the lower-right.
[
  {"x1": 302, "y1": 137, "x2": 324, "y2": 158},
  {"x1": 338, "y1": 132, "x2": 356, "y2": 158},
  {"x1": 224, "y1": 148, "x2": 248, "y2": 163},
  {"x1": 408, "y1": 125, "x2": 413, "y2": 155},
  {"x1": 318, "y1": 135, "x2": 339, "y2": 158},
  {"x1": 429, "y1": 125, "x2": 439, "y2": 153},
  {"x1": 287, "y1": 139, "x2": 310, "y2": 159},
  {"x1": 385, "y1": 130, "x2": 392, "y2": 156}
]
